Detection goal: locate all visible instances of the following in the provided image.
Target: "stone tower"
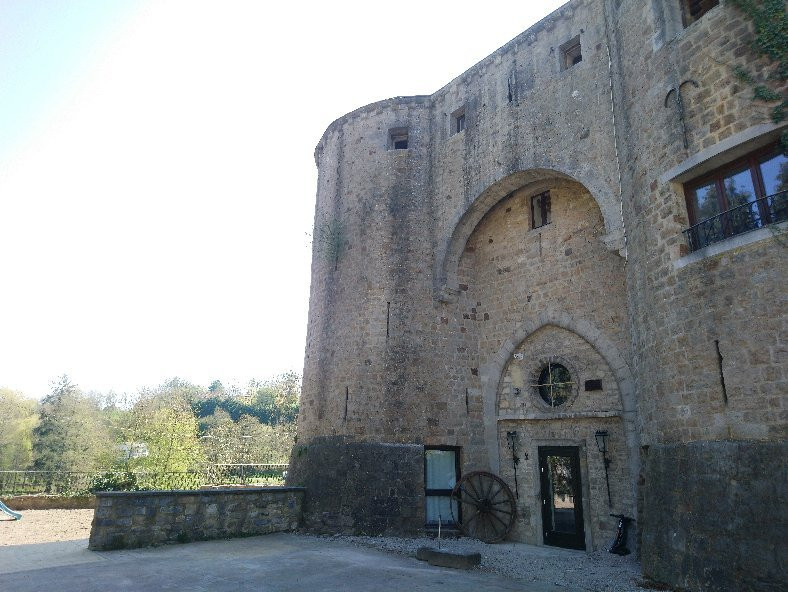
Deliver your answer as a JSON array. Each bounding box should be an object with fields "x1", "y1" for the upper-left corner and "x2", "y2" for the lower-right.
[{"x1": 289, "y1": 2, "x2": 786, "y2": 590}]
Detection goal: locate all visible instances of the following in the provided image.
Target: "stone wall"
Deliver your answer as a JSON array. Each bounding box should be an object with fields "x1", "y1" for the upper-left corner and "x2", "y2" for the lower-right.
[
  {"x1": 641, "y1": 441, "x2": 787, "y2": 592},
  {"x1": 2, "y1": 495, "x2": 96, "y2": 510},
  {"x1": 88, "y1": 487, "x2": 304, "y2": 551},
  {"x1": 296, "y1": 0, "x2": 786, "y2": 588},
  {"x1": 287, "y1": 437, "x2": 424, "y2": 535}
]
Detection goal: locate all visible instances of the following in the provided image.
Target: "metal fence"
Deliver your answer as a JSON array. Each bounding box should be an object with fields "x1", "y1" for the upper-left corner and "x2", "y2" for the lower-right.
[
  {"x1": 684, "y1": 190, "x2": 787, "y2": 252},
  {"x1": 0, "y1": 464, "x2": 288, "y2": 496}
]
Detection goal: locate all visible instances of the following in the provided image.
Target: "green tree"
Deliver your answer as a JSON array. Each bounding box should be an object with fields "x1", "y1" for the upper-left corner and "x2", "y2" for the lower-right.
[
  {"x1": 121, "y1": 380, "x2": 204, "y2": 473},
  {"x1": 32, "y1": 376, "x2": 112, "y2": 473},
  {"x1": 0, "y1": 388, "x2": 38, "y2": 470}
]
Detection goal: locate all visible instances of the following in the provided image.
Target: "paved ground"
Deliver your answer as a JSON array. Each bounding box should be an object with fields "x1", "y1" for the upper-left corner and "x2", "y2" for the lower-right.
[
  {"x1": 1, "y1": 511, "x2": 646, "y2": 591},
  {"x1": 0, "y1": 533, "x2": 572, "y2": 592}
]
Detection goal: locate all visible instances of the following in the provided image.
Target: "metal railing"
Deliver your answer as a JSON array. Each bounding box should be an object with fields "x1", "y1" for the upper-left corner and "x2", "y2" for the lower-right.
[
  {"x1": 0, "y1": 464, "x2": 288, "y2": 497},
  {"x1": 684, "y1": 190, "x2": 787, "y2": 252}
]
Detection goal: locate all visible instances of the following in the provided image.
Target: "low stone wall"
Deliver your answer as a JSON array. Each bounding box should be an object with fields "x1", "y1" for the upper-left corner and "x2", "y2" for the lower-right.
[
  {"x1": 89, "y1": 487, "x2": 304, "y2": 551},
  {"x1": 1, "y1": 495, "x2": 97, "y2": 510},
  {"x1": 641, "y1": 441, "x2": 786, "y2": 592}
]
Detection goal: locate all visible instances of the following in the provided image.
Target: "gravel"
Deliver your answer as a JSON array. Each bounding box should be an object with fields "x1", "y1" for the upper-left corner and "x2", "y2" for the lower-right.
[
  {"x1": 311, "y1": 534, "x2": 653, "y2": 592},
  {"x1": 0, "y1": 509, "x2": 94, "y2": 546}
]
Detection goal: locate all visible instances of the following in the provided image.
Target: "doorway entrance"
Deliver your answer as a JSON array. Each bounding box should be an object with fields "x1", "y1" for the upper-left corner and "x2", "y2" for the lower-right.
[{"x1": 538, "y1": 446, "x2": 586, "y2": 550}]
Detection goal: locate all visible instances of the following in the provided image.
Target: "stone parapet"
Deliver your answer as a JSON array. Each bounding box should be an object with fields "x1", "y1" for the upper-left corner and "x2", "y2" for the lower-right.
[
  {"x1": 1, "y1": 495, "x2": 97, "y2": 510},
  {"x1": 88, "y1": 487, "x2": 304, "y2": 551}
]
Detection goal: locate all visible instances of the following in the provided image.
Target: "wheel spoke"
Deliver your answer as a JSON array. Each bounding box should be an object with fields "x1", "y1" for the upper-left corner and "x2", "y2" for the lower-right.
[
  {"x1": 458, "y1": 485, "x2": 480, "y2": 507},
  {"x1": 465, "y1": 476, "x2": 482, "y2": 500},
  {"x1": 489, "y1": 486, "x2": 506, "y2": 502},
  {"x1": 490, "y1": 507, "x2": 514, "y2": 516},
  {"x1": 488, "y1": 510, "x2": 508, "y2": 530},
  {"x1": 484, "y1": 475, "x2": 495, "y2": 501}
]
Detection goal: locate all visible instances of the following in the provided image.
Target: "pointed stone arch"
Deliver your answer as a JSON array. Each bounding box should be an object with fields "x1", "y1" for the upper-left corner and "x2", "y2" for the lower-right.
[
  {"x1": 435, "y1": 168, "x2": 625, "y2": 301},
  {"x1": 478, "y1": 308, "x2": 640, "y2": 514}
]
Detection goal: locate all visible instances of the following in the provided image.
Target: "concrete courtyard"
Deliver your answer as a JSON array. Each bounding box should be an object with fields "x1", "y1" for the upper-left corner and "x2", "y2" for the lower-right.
[{"x1": 2, "y1": 532, "x2": 578, "y2": 592}]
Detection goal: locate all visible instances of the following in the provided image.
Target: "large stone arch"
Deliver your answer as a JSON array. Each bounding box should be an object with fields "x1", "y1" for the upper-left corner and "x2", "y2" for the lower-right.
[
  {"x1": 436, "y1": 168, "x2": 626, "y2": 301},
  {"x1": 479, "y1": 309, "x2": 640, "y2": 514}
]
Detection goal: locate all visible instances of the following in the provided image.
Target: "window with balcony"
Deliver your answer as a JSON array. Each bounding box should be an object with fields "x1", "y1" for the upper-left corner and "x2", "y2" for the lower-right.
[{"x1": 683, "y1": 145, "x2": 787, "y2": 251}]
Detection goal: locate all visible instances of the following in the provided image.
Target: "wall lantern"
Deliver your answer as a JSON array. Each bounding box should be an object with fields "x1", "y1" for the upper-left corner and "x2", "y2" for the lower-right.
[
  {"x1": 595, "y1": 430, "x2": 613, "y2": 508},
  {"x1": 506, "y1": 431, "x2": 522, "y2": 498}
]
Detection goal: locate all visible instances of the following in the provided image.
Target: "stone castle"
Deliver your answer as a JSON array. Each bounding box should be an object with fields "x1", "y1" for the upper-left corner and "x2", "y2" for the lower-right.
[{"x1": 288, "y1": 1, "x2": 787, "y2": 590}]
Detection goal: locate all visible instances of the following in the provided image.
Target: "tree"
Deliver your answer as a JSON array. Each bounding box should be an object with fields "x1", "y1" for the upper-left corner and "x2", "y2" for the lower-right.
[
  {"x1": 121, "y1": 380, "x2": 204, "y2": 473},
  {"x1": 248, "y1": 372, "x2": 300, "y2": 425},
  {"x1": 0, "y1": 388, "x2": 38, "y2": 470},
  {"x1": 32, "y1": 376, "x2": 112, "y2": 473}
]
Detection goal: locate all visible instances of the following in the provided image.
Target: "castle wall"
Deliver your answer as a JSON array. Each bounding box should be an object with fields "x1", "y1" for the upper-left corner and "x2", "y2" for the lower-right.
[
  {"x1": 293, "y1": 0, "x2": 786, "y2": 587},
  {"x1": 610, "y1": 1, "x2": 787, "y2": 588}
]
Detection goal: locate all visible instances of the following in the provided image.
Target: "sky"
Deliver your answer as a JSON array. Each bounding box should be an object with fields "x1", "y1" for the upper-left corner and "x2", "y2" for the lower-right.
[{"x1": 0, "y1": 0, "x2": 566, "y2": 399}]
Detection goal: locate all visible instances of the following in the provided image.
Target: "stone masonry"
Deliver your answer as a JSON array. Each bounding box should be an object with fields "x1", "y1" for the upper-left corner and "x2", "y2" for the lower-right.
[
  {"x1": 88, "y1": 487, "x2": 304, "y2": 550},
  {"x1": 291, "y1": 1, "x2": 787, "y2": 591}
]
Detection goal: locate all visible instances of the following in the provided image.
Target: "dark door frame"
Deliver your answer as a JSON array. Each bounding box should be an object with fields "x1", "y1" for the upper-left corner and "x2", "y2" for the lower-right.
[{"x1": 538, "y1": 445, "x2": 586, "y2": 550}]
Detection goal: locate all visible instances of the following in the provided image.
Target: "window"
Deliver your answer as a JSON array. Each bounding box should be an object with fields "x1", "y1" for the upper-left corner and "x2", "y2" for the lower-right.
[
  {"x1": 424, "y1": 447, "x2": 460, "y2": 526},
  {"x1": 389, "y1": 128, "x2": 408, "y2": 150},
  {"x1": 684, "y1": 145, "x2": 787, "y2": 251},
  {"x1": 560, "y1": 36, "x2": 582, "y2": 71},
  {"x1": 680, "y1": 0, "x2": 719, "y2": 27},
  {"x1": 533, "y1": 363, "x2": 574, "y2": 407},
  {"x1": 531, "y1": 191, "x2": 552, "y2": 228},
  {"x1": 451, "y1": 107, "x2": 466, "y2": 135}
]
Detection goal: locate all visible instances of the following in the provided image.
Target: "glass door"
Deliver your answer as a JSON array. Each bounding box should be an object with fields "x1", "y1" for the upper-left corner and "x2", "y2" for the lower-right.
[{"x1": 538, "y1": 446, "x2": 586, "y2": 550}]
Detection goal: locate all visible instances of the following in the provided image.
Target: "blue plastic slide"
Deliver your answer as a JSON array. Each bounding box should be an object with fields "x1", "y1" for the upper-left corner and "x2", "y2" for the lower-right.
[{"x1": 0, "y1": 500, "x2": 22, "y2": 520}]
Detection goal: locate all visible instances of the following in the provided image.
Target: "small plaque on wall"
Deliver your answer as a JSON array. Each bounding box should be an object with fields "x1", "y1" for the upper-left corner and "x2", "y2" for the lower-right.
[
  {"x1": 585, "y1": 379, "x2": 603, "y2": 391},
  {"x1": 513, "y1": 353, "x2": 524, "y2": 360}
]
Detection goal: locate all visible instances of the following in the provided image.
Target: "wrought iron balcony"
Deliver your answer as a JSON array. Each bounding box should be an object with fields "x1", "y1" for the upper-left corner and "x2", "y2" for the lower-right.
[{"x1": 683, "y1": 190, "x2": 787, "y2": 252}]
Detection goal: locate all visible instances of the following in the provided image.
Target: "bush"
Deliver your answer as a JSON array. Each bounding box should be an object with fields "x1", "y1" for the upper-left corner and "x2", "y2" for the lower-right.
[{"x1": 89, "y1": 471, "x2": 139, "y2": 492}]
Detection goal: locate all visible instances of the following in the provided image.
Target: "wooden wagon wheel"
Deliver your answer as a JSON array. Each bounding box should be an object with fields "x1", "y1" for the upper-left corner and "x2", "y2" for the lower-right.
[{"x1": 450, "y1": 471, "x2": 517, "y2": 543}]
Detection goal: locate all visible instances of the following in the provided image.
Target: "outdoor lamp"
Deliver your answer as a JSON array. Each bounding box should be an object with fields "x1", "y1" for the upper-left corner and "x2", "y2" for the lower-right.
[
  {"x1": 505, "y1": 431, "x2": 521, "y2": 498},
  {"x1": 595, "y1": 430, "x2": 612, "y2": 508},
  {"x1": 595, "y1": 430, "x2": 609, "y2": 455}
]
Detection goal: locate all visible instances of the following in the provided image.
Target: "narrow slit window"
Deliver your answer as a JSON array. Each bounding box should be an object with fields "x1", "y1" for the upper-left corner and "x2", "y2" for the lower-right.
[
  {"x1": 451, "y1": 107, "x2": 466, "y2": 136},
  {"x1": 531, "y1": 191, "x2": 552, "y2": 229}
]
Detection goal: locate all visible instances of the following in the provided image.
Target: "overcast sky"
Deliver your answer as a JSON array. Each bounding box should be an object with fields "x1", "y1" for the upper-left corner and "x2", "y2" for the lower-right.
[{"x1": 0, "y1": 0, "x2": 566, "y2": 398}]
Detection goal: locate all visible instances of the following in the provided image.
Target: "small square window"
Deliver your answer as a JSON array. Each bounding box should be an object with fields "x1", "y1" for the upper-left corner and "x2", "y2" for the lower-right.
[
  {"x1": 531, "y1": 191, "x2": 552, "y2": 228},
  {"x1": 389, "y1": 128, "x2": 408, "y2": 150},
  {"x1": 585, "y1": 379, "x2": 603, "y2": 391},
  {"x1": 680, "y1": 0, "x2": 719, "y2": 28},
  {"x1": 560, "y1": 36, "x2": 582, "y2": 71},
  {"x1": 451, "y1": 107, "x2": 466, "y2": 135}
]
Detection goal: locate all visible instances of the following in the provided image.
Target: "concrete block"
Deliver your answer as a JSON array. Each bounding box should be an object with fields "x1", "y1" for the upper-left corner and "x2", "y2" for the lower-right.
[{"x1": 416, "y1": 547, "x2": 481, "y2": 570}]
